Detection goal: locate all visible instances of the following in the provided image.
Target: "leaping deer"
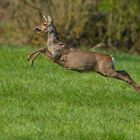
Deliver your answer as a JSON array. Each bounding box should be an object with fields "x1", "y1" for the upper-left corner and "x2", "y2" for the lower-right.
[{"x1": 28, "y1": 15, "x2": 140, "y2": 94}]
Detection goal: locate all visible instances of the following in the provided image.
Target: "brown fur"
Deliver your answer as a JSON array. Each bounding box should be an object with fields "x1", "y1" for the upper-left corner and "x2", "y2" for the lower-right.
[{"x1": 28, "y1": 16, "x2": 140, "y2": 94}]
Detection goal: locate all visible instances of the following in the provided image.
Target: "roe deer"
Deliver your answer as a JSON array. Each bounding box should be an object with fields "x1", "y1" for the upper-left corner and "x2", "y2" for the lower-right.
[{"x1": 28, "y1": 15, "x2": 140, "y2": 94}]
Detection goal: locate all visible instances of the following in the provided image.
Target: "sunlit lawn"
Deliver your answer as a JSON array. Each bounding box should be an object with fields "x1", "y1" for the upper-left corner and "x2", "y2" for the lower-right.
[{"x1": 0, "y1": 46, "x2": 140, "y2": 140}]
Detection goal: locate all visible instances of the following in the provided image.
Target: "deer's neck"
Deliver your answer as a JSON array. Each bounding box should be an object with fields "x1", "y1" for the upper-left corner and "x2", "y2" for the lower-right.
[{"x1": 47, "y1": 25, "x2": 60, "y2": 46}]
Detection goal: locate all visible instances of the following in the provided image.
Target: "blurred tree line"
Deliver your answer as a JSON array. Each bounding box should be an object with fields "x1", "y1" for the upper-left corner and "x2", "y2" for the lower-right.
[{"x1": 0, "y1": 0, "x2": 140, "y2": 54}]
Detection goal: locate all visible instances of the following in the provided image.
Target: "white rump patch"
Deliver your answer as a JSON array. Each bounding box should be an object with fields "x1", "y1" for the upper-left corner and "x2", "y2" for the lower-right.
[{"x1": 110, "y1": 55, "x2": 115, "y2": 65}]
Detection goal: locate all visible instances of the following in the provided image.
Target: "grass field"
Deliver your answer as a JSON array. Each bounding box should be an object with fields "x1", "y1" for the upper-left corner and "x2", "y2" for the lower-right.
[{"x1": 0, "y1": 46, "x2": 140, "y2": 140}]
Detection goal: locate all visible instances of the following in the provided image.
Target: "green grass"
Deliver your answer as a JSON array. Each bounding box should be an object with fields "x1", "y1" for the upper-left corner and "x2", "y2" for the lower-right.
[{"x1": 0, "y1": 46, "x2": 140, "y2": 140}]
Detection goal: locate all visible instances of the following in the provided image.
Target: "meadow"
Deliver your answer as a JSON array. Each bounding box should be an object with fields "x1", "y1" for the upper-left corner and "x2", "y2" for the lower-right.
[{"x1": 0, "y1": 46, "x2": 140, "y2": 140}]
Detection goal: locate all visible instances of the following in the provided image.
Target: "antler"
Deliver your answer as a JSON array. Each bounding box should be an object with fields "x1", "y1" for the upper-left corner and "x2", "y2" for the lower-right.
[{"x1": 42, "y1": 15, "x2": 47, "y2": 21}]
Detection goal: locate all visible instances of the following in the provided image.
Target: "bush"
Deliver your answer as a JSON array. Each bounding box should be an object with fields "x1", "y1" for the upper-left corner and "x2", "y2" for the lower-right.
[{"x1": 0, "y1": 0, "x2": 140, "y2": 53}]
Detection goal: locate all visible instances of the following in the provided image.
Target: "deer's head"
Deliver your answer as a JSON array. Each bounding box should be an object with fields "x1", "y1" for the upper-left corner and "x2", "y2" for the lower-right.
[{"x1": 35, "y1": 15, "x2": 53, "y2": 33}]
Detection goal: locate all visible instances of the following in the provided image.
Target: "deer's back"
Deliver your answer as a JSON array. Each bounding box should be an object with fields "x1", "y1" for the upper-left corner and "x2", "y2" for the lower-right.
[{"x1": 59, "y1": 48, "x2": 112, "y2": 71}]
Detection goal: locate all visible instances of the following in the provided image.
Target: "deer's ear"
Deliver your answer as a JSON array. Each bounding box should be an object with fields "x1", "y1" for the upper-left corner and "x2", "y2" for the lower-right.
[{"x1": 47, "y1": 16, "x2": 52, "y2": 23}]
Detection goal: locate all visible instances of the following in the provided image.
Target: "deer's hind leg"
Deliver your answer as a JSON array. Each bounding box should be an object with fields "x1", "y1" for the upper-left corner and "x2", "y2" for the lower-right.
[
  {"x1": 116, "y1": 70, "x2": 140, "y2": 93},
  {"x1": 98, "y1": 68, "x2": 140, "y2": 93}
]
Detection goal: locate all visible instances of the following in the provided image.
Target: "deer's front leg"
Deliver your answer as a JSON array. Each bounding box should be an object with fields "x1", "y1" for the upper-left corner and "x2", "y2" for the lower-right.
[
  {"x1": 28, "y1": 47, "x2": 54, "y2": 66},
  {"x1": 28, "y1": 47, "x2": 45, "y2": 66},
  {"x1": 43, "y1": 49, "x2": 55, "y2": 62}
]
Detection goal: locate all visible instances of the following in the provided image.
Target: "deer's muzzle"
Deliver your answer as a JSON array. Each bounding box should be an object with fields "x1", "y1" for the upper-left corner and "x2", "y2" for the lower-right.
[{"x1": 35, "y1": 27, "x2": 42, "y2": 32}]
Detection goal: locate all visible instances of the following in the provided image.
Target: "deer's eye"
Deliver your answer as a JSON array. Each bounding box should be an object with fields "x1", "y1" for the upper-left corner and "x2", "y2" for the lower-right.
[{"x1": 43, "y1": 23, "x2": 47, "y2": 26}]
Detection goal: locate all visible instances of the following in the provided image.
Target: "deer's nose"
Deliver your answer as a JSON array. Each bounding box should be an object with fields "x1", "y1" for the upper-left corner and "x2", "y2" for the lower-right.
[{"x1": 35, "y1": 27, "x2": 42, "y2": 32}]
